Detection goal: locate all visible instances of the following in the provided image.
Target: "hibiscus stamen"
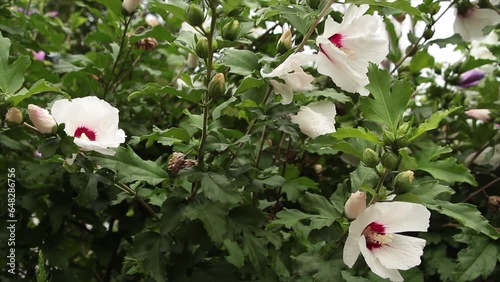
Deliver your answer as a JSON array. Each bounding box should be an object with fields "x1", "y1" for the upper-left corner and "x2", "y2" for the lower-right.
[
  {"x1": 328, "y1": 34, "x2": 343, "y2": 48},
  {"x1": 363, "y1": 222, "x2": 393, "y2": 250},
  {"x1": 74, "y1": 126, "x2": 97, "y2": 141}
]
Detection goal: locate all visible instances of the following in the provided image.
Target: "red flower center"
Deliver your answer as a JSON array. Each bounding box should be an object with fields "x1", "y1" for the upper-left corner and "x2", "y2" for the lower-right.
[
  {"x1": 328, "y1": 34, "x2": 343, "y2": 48},
  {"x1": 74, "y1": 126, "x2": 97, "y2": 141},
  {"x1": 363, "y1": 222, "x2": 393, "y2": 250}
]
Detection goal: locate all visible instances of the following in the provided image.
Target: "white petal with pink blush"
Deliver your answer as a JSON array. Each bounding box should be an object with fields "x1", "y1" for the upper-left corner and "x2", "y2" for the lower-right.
[
  {"x1": 290, "y1": 100, "x2": 336, "y2": 138},
  {"x1": 51, "y1": 96, "x2": 126, "y2": 155},
  {"x1": 343, "y1": 201, "x2": 430, "y2": 282},
  {"x1": 315, "y1": 4, "x2": 388, "y2": 95}
]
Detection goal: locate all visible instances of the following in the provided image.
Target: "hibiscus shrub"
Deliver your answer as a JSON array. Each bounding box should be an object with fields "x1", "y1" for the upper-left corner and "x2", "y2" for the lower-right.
[{"x1": 1, "y1": 0, "x2": 499, "y2": 281}]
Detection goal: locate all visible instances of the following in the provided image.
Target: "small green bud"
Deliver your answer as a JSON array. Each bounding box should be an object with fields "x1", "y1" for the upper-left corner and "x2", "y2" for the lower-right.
[
  {"x1": 396, "y1": 122, "x2": 411, "y2": 139},
  {"x1": 186, "y1": 4, "x2": 204, "y2": 27},
  {"x1": 393, "y1": 170, "x2": 414, "y2": 194},
  {"x1": 423, "y1": 27, "x2": 434, "y2": 40},
  {"x1": 362, "y1": 148, "x2": 379, "y2": 168},
  {"x1": 196, "y1": 37, "x2": 210, "y2": 59},
  {"x1": 208, "y1": 73, "x2": 226, "y2": 97},
  {"x1": 429, "y1": 3, "x2": 440, "y2": 15},
  {"x1": 382, "y1": 130, "x2": 395, "y2": 146},
  {"x1": 5, "y1": 107, "x2": 23, "y2": 125},
  {"x1": 307, "y1": 0, "x2": 320, "y2": 9},
  {"x1": 222, "y1": 20, "x2": 240, "y2": 41},
  {"x1": 393, "y1": 13, "x2": 406, "y2": 23},
  {"x1": 276, "y1": 30, "x2": 293, "y2": 54},
  {"x1": 381, "y1": 152, "x2": 398, "y2": 170}
]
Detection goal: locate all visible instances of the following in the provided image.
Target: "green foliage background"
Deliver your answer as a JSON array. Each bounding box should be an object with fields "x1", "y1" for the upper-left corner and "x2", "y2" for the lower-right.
[{"x1": 0, "y1": 0, "x2": 499, "y2": 281}]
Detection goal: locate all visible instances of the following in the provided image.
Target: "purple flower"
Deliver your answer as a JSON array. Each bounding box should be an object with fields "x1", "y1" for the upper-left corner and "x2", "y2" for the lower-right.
[
  {"x1": 46, "y1": 11, "x2": 59, "y2": 17},
  {"x1": 459, "y1": 69, "x2": 486, "y2": 88},
  {"x1": 32, "y1": 50, "x2": 46, "y2": 61}
]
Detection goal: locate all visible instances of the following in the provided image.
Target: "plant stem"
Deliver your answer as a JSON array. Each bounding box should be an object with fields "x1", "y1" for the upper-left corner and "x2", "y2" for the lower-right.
[
  {"x1": 463, "y1": 177, "x2": 500, "y2": 202},
  {"x1": 368, "y1": 169, "x2": 391, "y2": 206},
  {"x1": 294, "y1": 0, "x2": 336, "y2": 53},
  {"x1": 465, "y1": 131, "x2": 500, "y2": 168},
  {"x1": 103, "y1": 15, "x2": 132, "y2": 99},
  {"x1": 21, "y1": 122, "x2": 39, "y2": 132},
  {"x1": 255, "y1": 125, "x2": 268, "y2": 168},
  {"x1": 391, "y1": 1, "x2": 455, "y2": 74},
  {"x1": 115, "y1": 183, "x2": 160, "y2": 221},
  {"x1": 273, "y1": 137, "x2": 293, "y2": 211}
]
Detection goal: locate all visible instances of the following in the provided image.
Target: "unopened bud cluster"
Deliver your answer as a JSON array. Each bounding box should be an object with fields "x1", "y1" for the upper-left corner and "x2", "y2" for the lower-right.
[
  {"x1": 167, "y1": 152, "x2": 198, "y2": 174},
  {"x1": 222, "y1": 20, "x2": 240, "y2": 41}
]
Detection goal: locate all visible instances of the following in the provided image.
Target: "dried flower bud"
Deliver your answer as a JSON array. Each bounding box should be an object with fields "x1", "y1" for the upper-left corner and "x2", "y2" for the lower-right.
[
  {"x1": 167, "y1": 152, "x2": 198, "y2": 174},
  {"x1": 27, "y1": 104, "x2": 57, "y2": 134},
  {"x1": 196, "y1": 37, "x2": 210, "y2": 59},
  {"x1": 186, "y1": 4, "x2": 204, "y2": 27},
  {"x1": 362, "y1": 148, "x2": 379, "y2": 168},
  {"x1": 344, "y1": 191, "x2": 367, "y2": 219},
  {"x1": 489, "y1": 196, "x2": 500, "y2": 210},
  {"x1": 222, "y1": 20, "x2": 240, "y2": 41},
  {"x1": 276, "y1": 30, "x2": 292, "y2": 54},
  {"x1": 134, "y1": 37, "x2": 158, "y2": 51},
  {"x1": 122, "y1": 0, "x2": 140, "y2": 14},
  {"x1": 208, "y1": 73, "x2": 226, "y2": 97},
  {"x1": 393, "y1": 170, "x2": 414, "y2": 194},
  {"x1": 187, "y1": 53, "x2": 199, "y2": 69},
  {"x1": 381, "y1": 151, "x2": 398, "y2": 170},
  {"x1": 5, "y1": 107, "x2": 23, "y2": 125}
]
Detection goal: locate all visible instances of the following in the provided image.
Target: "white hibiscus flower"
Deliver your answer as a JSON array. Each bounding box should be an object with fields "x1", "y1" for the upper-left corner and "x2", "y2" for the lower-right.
[
  {"x1": 51, "y1": 96, "x2": 126, "y2": 155},
  {"x1": 290, "y1": 100, "x2": 336, "y2": 138},
  {"x1": 316, "y1": 4, "x2": 388, "y2": 95},
  {"x1": 343, "y1": 201, "x2": 431, "y2": 282},
  {"x1": 261, "y1": 53, "x2": 315, "y2": 104}
]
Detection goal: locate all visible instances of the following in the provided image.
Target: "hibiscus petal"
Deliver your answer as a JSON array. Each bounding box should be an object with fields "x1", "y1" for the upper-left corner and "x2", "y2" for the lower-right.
[
  {"x1": 372, "y1": 234, "x2": 426, "y2": 270},
  {"x1": 373, "y1": 202, "x2": 430, "y2": 233},
  {"x1": 270, "y1": 80, "x2": 294, "y2": 104},
  {"x1": 358, "y1": 236, "x2": 404, "y2": 282},
  {"x1": 343, "y1": 231, "x2": 361, "y2": 267},
  {"x1": 290, "y1": 101, "x2": 336, "y2": 138}
]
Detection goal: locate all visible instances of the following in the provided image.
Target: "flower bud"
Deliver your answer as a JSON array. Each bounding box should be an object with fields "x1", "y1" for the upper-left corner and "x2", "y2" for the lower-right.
[
  {"x1": 196, "y1": 37, "x2": 210, "y2": 59},
  {"x1": 187, "y1": 53, "x2": 199, "y2": 69},
  {"x1": 382, "y1": 130, "x2": 395, "y2": 146},
  {"x1": 134, "y1": 37, "x2": 158, "y2": 51},
  {"x1": 145, "y1": 14, "x2": 160, "y2": 27},
  {"x1": 208, "y1": 73, "x2": 226, "y2": 97},
  {"x1": 122, "y1": 0, "x2": 140, "y2": 14},
  {"x1": 393, "y1": 170, "x2": 414, "y2": 194},
  {"x1": 27, "y1": 104, "x2": 57, "y2": 134},
  {"x1": 393, "y1": 13, "x2": 406, "y2": 23},
  {"x1": 276, "y1": 30, "x2": 292, "y2": 54},
  {"x1": 186, "y1": 4, "x2": 204, "y2": 27},
  {"x1": 5, "y1": 107, "x2": 23, "y2": 125},
  {"x1": 344, "y1": 191, "x2": 366, "y2": 219},
  {"x1": 423, "y1": 27, "x2": 434, "y2": 40},
  {"x1": 307, "y1": 0, "x2": 320, "y2": 9},
  {"x1": 167, "y1": 152, "x2": 198, "y2": 174},
  {"x1": 458, "y1": 69, "x2": 486, "y2": 88},
  {"x1": 362, "y1": 148, "x2": 379, "y2": 168},
  {"x1": 465, "y1": 109, "x2": 491, "y2": 122},
  {"x1": 381, "y1": 151, "x2": 398, "y2": 170},
  {"x1": 222, "y1": 20, "x2": 240, "y2": 41}
]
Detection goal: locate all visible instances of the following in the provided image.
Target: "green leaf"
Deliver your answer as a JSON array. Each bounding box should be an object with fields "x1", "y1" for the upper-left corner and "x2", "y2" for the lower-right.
[
  {"x1": 350, "y1": 165, "x2": 378, "y2": 193},
  {"x1": 453, "y1": 231, "x2": 498, "y2": 281},
  {"x1": 282, "y1": 177, "x2": 318, "y2": 202},
  {"x1": 223, "y1": 239, "x2": 245, "y2": 268},
  {"x1": 149, "y1": 0, "x2": 187, "y2": 21},
  {"x1": 425, "y1": 200, "x2": 499, "y2": 239},
  {"x1": 234, "y1": 77, "x2": 265, "y2": 95},
  {"x1": 418, "y1": 158, "x2": 477, "y2": 186},
  {"x1": 409, "y1": 51, "x2": 435, "y2": 74},
  {"x1": 94, "y1": 0, "x2": 122, "y2": 17},
  {"x1": 299, "y1": 192, "x2": 341, "y2": 229},
  {"x1": 213, "y1": 96, "x2": 237, "y2": 120},
  {"x1": 130, "y1": 231, "x2": 168, "y2": 282},
  {"x1": 36, "y1": 250, "x2": 47, "y2": 282},
  {"x1": 359, "y1": 64, "x2": 413, "y2": 131},
  {"x1": 306, "y1": 89, "x2": 352, "y2": 103},
  {"x1": 410, "y1": 107, "x2": 459, "y2": 141},
  {"x1": 128, "y1": 83, "x2": 202, "y2": 103},
  {"x1": 7, "y1": 79, "x2": 70, "y2": 106},
  {"x1": 332, "y1": 127, "x2": 381, "y2": 144},
  {"x1": 201, "y1": 172, "x2": 242, "y2": 204},
  {"x1": 221, "y1": 49, "x2": 259, "y2": 76},
  {"x1": 269, "y1": 208, "x2": 312, "y2": 228},
  {"x1": 184, "y1": 202, "x2": 228, "y2": 243},
  {"x1": 75, "y1": 173, "x2": 98, "y2": 206},
  {"x1": 0, "y1": 32, "x2": 31, "y2": 95},
  {"x1": 347, "y1": 0, "x2": 427, "y2": 22},
  {"x1": 88, "y1": 146, "x2": 168, "y2": 185}
]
